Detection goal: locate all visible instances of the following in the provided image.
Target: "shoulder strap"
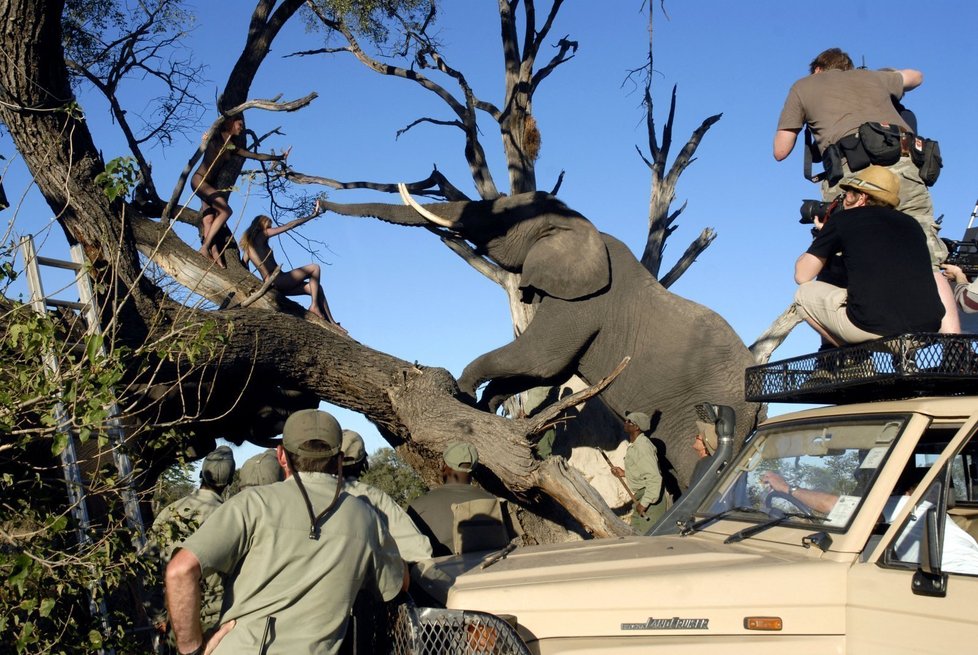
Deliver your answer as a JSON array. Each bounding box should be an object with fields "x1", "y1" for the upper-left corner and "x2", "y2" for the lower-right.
[{"x1": 804, "y1": 127, "x2": 827, "y2": 183}]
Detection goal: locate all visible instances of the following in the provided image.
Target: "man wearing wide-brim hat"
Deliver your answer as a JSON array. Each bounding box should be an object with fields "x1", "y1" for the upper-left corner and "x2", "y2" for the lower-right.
[
  {"x1": 166, "y1": 409, "x2": 404, "y2": 655},
  {"x1": 794, "y1": 165, "x2": 944, "y2": 347}
]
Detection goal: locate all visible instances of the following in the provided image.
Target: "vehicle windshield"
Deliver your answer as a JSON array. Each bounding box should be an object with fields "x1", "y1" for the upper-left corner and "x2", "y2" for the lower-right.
[{"x1": 696, "y1": 415, "x2": 910, "y2": 531}]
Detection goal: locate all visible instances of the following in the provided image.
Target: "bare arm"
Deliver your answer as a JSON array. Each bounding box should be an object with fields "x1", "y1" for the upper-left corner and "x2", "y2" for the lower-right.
[
  {"x1": 166, "y1": 548, "x2": 204, "y2": 654},
  {"x1": 235, "y1": 144, "x2": 291, "y2": 163},
  {"x1": 795, "y1": 252, "x2": 826, "y2": 284},
  {"x1": 773, "y1": 128, "x2": 799, "y2": 161},
  {"x1": 899, "y1": 68, "x2": 923, "y2": 91},
  {"x1": 263, "y1": 199, "x2": 322, "y2": 237},
  {"x1": 760, "y1": 472, "x2": 838, "y2": 514}
]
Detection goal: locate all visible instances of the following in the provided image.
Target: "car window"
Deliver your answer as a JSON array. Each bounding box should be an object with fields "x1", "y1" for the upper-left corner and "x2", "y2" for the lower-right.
[{"x1": 698, "y1": 416, "x2": 908, "y2": 531}]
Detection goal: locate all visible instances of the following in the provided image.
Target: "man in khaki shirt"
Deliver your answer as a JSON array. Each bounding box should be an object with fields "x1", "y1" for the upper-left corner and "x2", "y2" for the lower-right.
[
  {"x1": 148, "y1": 445, "x2": 235, "y2": 637},
  {"x1": 611, "y1": 411, "x2": 666, "y2": 531},
  {"x1": 166, "y1": 410, "x2": 404, "y2": 655}
]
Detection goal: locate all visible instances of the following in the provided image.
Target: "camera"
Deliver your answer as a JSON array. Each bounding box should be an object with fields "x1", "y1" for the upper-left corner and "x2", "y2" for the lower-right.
[
  {"x1": 798, "y1": 194, "x2": 845, "y2": 225},
  {"x1": 799, "y1": 199, "x2": 833, "y2": 225}
]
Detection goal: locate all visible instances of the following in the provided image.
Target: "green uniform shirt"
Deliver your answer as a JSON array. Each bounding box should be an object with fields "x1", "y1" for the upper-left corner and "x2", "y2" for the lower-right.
[
  {"x1": 344, "y1": 478, "x2": 433, "y2": 563},
  {"x1": 407, "y1": 483, "x2": 497, "y2": 556},
  {"x1": 624, "y1": 434, "x2": 664, "y2": 509},
  {"x1": 181, "y1": 473, "x2": 404, "y2": 655},
  {"x1": 149, "y1": 487, "x2": 225, "y2": 630}
]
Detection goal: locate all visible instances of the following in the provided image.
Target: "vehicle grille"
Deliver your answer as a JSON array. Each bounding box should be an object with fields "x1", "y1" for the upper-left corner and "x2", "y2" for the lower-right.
[{"x1": 387, "y1": 600, "x2": 531, "y2": 655}]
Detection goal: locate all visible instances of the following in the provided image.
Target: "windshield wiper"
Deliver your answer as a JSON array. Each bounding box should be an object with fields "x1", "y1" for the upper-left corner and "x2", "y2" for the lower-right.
[
  {"x1": 724, "y1": 511, "x2": 828, "y2": 544},
  {"x1": 681, "y1": 506, "x2": 770, "y2": 536}
]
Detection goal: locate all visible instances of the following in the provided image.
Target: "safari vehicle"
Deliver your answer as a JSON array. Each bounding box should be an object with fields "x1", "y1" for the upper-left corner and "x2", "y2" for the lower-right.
[{"x1": 429, "y1": 333, "x2": 978, "y2": 654}]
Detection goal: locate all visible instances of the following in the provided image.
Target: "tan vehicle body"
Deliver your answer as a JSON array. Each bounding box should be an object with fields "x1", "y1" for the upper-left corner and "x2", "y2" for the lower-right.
[{"x1": 446, "y1": 396, "x2": 978, "y2": 654}]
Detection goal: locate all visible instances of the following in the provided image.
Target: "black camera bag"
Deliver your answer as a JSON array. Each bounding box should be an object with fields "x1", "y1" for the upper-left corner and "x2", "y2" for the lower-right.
[
  {"x1": 857, "y1": 122, "x2": 902, "y2": 166},
  {"x1": 836, "y1": 133, "x2": 871, "y2": 173},
  {"x1": 910, "y1": 136, "x2": 943, "y2": 186}
]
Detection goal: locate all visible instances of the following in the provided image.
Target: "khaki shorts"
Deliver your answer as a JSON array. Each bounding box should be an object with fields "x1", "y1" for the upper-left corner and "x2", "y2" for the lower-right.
[{"x1": 794, "y1": 281, "x2": 883, "y2": 345}]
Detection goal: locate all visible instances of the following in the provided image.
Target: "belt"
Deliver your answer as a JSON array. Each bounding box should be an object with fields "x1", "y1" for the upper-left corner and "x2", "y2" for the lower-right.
[{"x1": 900, "y1": 131, "x2": 915, "y2": 157}]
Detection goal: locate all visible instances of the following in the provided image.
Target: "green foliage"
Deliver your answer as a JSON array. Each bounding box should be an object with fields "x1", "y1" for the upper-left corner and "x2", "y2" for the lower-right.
[
  {"x1": 360, "y1": 447, "x2": 427, "y2": 507},
  {"x1": 0, "y1": 247, "x2": 232, "y2": 652},
  {"x1": 305, "y1": 0, "x2": 434, "y2": 48},
  {"x1": 152, "y1": 461, "x2": 198, "y2": 512},
  {"x1": 94, "y1": 156, "x2": 138, "y2": 202}
]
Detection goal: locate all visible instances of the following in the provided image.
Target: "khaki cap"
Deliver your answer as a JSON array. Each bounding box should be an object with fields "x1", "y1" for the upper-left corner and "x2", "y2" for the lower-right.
[
  {"x1": 341, "y1": 430, "x2": 367, "y2": 466},
  {"x1": 624, "y1": 411, "x2": 652, "y2": 433},
  {"x1": 239, "y1": 449, "x2": 283, "y2": 488},
  {"x1": 839, "y1": 165, "x2": 900, "y2": 208},
  {"x1": 443, "y1": 441, "x2": 479, "y2": 472},
  {"x1": 201, "y1": 445, "x2": 235, "y2": 487},
  {"x1": 694, "y1": 419, "x2": 718, "y2": 452},
  {"x1": 282, "y1": 409, "x2": 342, "y2": 459}
]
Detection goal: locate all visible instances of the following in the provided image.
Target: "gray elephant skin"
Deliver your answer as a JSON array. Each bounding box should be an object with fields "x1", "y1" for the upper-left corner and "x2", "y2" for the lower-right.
[{"x1": 324, "y1": 192, "x2": 761, "y2": 482}]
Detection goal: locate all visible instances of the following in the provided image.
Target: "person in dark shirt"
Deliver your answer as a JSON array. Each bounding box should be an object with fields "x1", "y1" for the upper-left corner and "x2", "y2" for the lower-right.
[{"x1": 793, "y1": 165, "x2": 944, "y2": 346}]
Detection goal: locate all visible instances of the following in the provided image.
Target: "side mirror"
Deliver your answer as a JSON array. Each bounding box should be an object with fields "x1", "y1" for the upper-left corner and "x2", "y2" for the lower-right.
[{"x1": 911, "y1": 505, "x2": 947, "y2": 597}]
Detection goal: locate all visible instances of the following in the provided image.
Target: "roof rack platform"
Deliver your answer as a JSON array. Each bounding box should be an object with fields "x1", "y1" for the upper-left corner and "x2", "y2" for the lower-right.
[{"x1": 745, "y1": 333, "x2": 978, "y2": 404}]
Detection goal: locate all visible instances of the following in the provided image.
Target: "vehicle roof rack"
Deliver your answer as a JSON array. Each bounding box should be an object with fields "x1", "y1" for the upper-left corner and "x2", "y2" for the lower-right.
[{"x1": 745, "y1": 333, "x2": 978, "y2": 404}]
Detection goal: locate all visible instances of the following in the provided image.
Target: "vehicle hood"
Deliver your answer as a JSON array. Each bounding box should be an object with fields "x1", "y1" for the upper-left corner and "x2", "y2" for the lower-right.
[{"x1": 446, "y1": 534, "x2": 848, "y2": 640}]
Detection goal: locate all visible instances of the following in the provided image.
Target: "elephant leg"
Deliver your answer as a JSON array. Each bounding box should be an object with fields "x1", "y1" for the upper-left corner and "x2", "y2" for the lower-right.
[{"x1": 458, "y1": 301, "x2": 595, "y2": 406}]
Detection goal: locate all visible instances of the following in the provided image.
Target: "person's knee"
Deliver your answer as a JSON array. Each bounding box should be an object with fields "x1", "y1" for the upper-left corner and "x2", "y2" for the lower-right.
[{"x1": 311, "y1": 263, "x2": 321, "y2": 277}]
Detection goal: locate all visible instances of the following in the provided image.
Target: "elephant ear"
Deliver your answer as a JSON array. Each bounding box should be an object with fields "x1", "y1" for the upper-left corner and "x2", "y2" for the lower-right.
[{"x1": 521, "y1": 219, "x2": 611, "y2": 300}]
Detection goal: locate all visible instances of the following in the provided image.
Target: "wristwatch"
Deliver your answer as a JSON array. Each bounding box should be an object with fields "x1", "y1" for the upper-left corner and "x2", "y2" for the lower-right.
[{"x1": 788, "y1": 484, "x2": 799, "y2": 495}]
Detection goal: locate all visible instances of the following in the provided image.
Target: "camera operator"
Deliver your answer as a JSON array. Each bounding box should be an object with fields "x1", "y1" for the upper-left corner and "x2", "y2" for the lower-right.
[
  {"x1": 775, "y1": 47, "x2": 959, "y2": 334},
  {"x1": 941, "y1": 264, "x2": 978, "y2": 314},
  {"x1": 794, "y1": 166, "x2": 944, "y2": 346}
]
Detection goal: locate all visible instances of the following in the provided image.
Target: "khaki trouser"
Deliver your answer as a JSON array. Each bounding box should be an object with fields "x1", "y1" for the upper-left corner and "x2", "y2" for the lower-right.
[
  {"x1": 630, "y1": 499, "x2": 667, "y2": 533},
  {"x1": 794, "y1": 281, "x2": 882, "y2": 345}
]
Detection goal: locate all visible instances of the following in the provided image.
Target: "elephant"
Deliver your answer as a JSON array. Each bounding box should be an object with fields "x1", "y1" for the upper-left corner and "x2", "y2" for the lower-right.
[{"x1": 323, "y1": 188, "x2": 762, "y2": 483}]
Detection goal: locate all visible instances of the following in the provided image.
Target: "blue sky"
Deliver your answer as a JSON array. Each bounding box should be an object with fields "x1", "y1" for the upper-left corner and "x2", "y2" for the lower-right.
[{"x1": 5, "y1": 1, "x2": 978, "y2": 466}]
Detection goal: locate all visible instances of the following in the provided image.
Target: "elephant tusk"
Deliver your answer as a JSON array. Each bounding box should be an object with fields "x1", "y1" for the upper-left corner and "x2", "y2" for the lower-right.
[{"x1": 397, "y1": 182, "x2": 455, "y2": 228}]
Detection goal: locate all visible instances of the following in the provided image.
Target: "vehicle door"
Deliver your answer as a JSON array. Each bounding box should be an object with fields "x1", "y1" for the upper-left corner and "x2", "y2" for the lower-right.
[{"x1": 847, "y1": 412, "x2": 978, "y2": 654}]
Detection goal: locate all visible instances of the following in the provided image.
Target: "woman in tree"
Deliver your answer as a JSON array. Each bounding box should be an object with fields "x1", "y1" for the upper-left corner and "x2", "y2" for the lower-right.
[
  {"x1": 239, "y1": 200, "x2": 344, "y2": 330},
  {"x1": 192, "y1": 113, "x2": 289, "y2": 266}
]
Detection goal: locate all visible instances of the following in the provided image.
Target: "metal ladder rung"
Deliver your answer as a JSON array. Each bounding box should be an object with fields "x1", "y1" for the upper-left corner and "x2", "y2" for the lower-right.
[
  {"x1": 36, "y1": 256, "x2": 82, "y2": 271},
  {"x1": 46, "y1": 298, "x2": 88, "y2": 311}
]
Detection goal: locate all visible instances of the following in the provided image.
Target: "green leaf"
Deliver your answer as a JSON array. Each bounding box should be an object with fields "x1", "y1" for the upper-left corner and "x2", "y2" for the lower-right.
[
  {"x1": 38, "y1": 598, "x2": 55, "y2": 618},
  {"x1": 51, "y1": 431, "x2": 69, "y2": 456},
  {"x1": 85, "y1": 334, "x2": 103, "y2": 364},
  {"x1": 88, "y1": 629, "x2": 103, "y2": 648}
]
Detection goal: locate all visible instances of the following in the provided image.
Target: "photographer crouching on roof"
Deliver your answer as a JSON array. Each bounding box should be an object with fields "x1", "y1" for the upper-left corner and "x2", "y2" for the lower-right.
[
  {"x1": 774, "y1": 47, "x2": 960, "y2": 334},
  {"x1": 793, "y1": 166, "x2": 944, "y2": 347}
]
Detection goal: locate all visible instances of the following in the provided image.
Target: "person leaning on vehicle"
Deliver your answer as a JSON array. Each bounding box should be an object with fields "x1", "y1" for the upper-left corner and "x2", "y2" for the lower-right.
[
  {"x1": 165, "y1": 409, "x2": 405, "y2": 655},
  {"x1": 774, "y1": 46, "x2": 959, "y2": 334},
  {"x1": 793, "y1": 165, "x2": 944, "y2": 347}
]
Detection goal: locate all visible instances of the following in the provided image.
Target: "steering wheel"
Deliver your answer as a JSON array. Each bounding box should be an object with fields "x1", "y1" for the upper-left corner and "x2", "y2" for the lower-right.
[{"x1": 763, "y1": 490, "x2": 814, "y2": 517}]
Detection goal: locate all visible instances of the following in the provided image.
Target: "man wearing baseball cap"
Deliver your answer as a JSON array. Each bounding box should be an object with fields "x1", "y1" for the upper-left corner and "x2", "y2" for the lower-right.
[
  {"x1": 148, "y1": 445, "x2": 235, "y2": 638},
  {"x1": 166, "y1": 409, "x2": 404, "y2": 655},
  {"x1": 794, "y1": 165, "x2": 944, "y2": 347},
  {"x1": 611, "y1": 411, "x2": 667, "y2": 531},
  {"x1": 407, "y1": 441, "x2": 499, "y2": 556},
  {"x1": 340, "y1": 429, "x2": 432, "y2": 563},
  {"x1": 689, "y1": 420, "x2": 718, "y2": 487},
  {"x1": 237, "y1": 449, "x2": 283, "y2": 489}
]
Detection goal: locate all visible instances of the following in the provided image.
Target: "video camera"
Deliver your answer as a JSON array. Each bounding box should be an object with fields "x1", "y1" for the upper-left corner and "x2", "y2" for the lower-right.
[
  {"x1": 942, "y1": 237, "x2": 978, "y2": 278},
  {"x1": 940, "y1": 201, "x2": 978, "y2": 279},
  {"x1": 798, "y1": 194, "x2": 844, "y2": 225}
]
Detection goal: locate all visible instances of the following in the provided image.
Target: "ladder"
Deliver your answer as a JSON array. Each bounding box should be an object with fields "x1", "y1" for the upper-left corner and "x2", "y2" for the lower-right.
[{"x1": 20, "y1": 235, "x2": 150, "y2": 652}]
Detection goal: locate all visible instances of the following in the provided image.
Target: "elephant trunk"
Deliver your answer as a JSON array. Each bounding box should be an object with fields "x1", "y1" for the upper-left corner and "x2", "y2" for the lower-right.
[{"x1": 397, "y1": 183, "x2": 475, "y2": 229}]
